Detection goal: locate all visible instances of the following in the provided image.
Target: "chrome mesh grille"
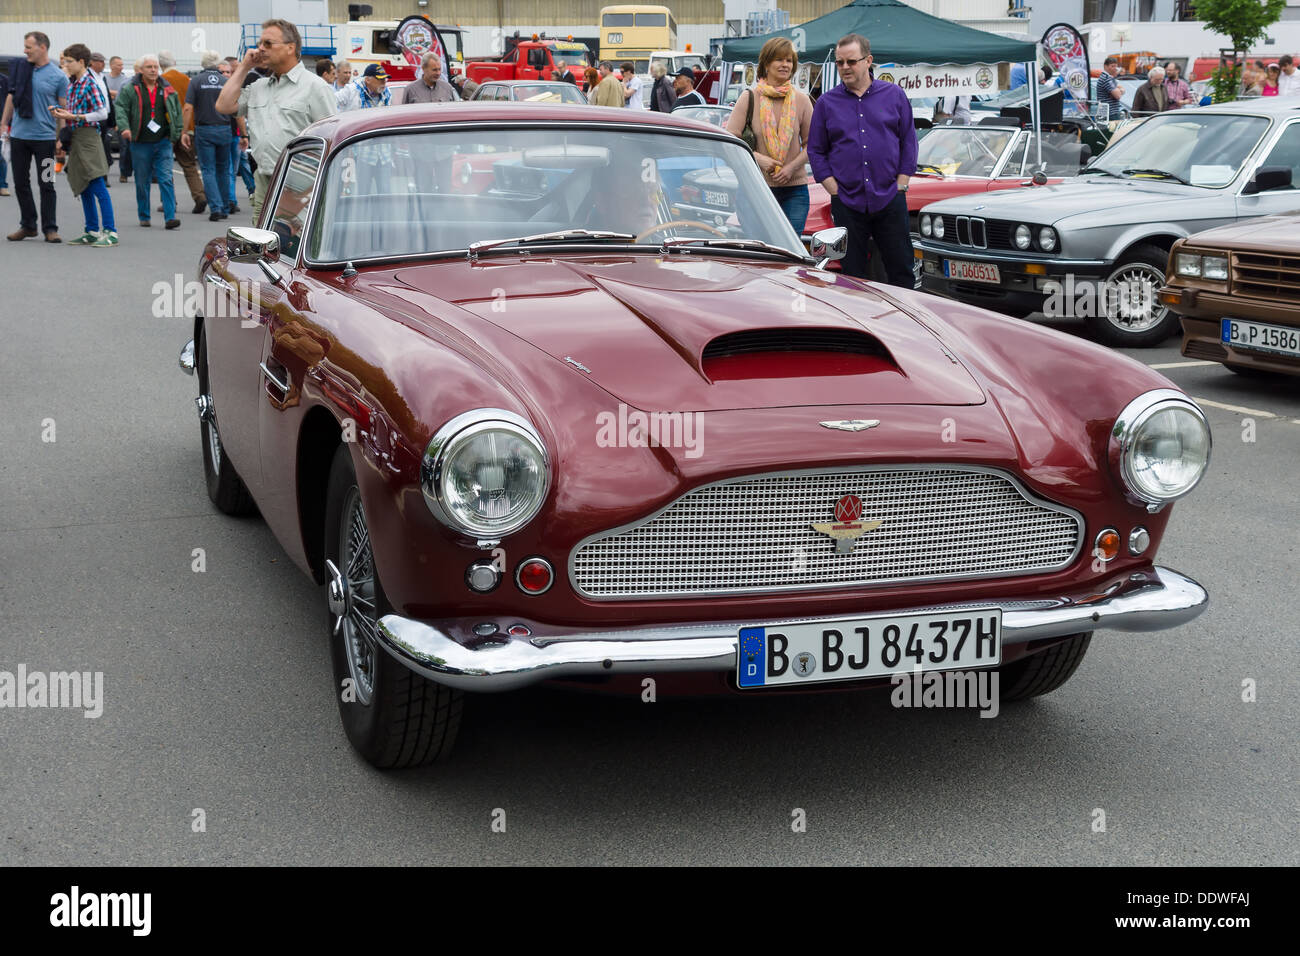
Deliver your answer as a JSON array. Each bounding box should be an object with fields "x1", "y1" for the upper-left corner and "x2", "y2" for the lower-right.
[{"x1": 570, "y1": 467, "x2": 1082, "y2": 599}]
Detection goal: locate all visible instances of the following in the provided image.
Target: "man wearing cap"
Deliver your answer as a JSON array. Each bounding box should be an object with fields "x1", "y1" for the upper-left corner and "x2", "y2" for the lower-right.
[
  {"x1": 215, "y1": 18, "x2": 336, "y2": 219},
  {"x1": 671, "y1": 67, "x2": 706, "y2": 107},
  {"x1": 337, "y1": 63, "x2": 391, "y2": 111},
  {"x1": 335, "y1": 64, "x2": 393, "y2": 195}
]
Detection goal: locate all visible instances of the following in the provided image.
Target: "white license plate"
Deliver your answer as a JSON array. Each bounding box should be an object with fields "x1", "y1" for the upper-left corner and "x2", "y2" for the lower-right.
[
  {"x1": 944, "y1": 259, "x2": 1001, "y2": 284},
  {"x1": 1221, "y1": 318, "x2": 1300, "y2": 358},
  {"x1": 737, "y1": 608, "x2": 1002, "y2": 689},
  {"x1": 703, "y1": 189, "x2": 731, "y2": 207}
]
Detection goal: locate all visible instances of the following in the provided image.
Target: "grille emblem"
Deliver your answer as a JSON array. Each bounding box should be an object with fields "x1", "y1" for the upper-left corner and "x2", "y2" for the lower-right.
[
  {"x1": 812, "y1": 494, "x2": 884, "y2": 554},
  {"x1": 819, "y1": 419, "x2": 880, "y2": 432}
]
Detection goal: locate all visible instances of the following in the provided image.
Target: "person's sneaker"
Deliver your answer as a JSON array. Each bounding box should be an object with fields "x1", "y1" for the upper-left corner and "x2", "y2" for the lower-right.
[
  {"x1": 119, "y1": 175, "x2": 128, "y2": 183},
  {"x1": 0, "y1": 188, "x2": 9, "y2": 196},
  {"x1": 209, "y1": 212, "x2": 228, "y2": 221},
  {"x1": 44, "y1": 231, "x2": 61, "y2": 243},
  {"x1": 139, "y1": 219, "x2": 151, "y2": 227},
  {"x1": 68, "y1": 231, "x2": 100, "y2": 245},
  {"x1": 228, "y1": 204, "x2": 241, "y2": 214},
  {"x1": 193, "y1": 200, "x2": 206, "y2": 214},
  {"x1": 165, "y1": 219, "x2": 181, "y2": 230},
  {"x1": 93, "y1": 231, "x2": 120, "y2": 247},
  {"x1": 6, "y1": 227, "x2": 38, "y2": 241},
  {"x1": 156, "y1": 204, "x2": 163, "y2": 212}
]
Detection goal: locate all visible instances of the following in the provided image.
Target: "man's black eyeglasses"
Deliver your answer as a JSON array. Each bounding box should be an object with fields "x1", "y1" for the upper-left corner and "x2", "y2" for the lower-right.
[{"x1": 835, "y1": 57, "x2": 866, "y2": 68}]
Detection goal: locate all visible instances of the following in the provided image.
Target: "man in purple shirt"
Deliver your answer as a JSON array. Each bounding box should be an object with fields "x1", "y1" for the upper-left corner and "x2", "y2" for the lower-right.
[{"x1": 808, "y1": 33, "x2": 917, "y2": 285}]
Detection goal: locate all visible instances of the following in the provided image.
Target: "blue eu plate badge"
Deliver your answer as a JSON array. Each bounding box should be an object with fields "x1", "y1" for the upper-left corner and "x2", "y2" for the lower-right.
[{"x1": 738, "y1": 627, "x2": 765, "y2": 687}]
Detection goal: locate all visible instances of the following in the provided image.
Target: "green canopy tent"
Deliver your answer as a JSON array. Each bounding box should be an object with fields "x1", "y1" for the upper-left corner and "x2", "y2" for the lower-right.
[{"x1": 719, "y1": 0, "x2": 1036, "y2": 69}]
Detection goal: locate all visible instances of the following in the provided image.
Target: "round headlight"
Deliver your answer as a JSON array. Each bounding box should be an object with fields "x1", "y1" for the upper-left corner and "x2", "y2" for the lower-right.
[
  {"x1": 1014, "y1": 224, "x2": 1032, "y2": 250},
  {"x1": 920, "y1": 214, "x2": 932, "y2": 237},
  {"x1": 1111, "y1": 392, "x2": 1211, "y2": 506},
  {"x1": 1038, "y1": 226, "x2": 1057, "y2": 251},
  {"x1": 933, "y1": 216, "x2": 944, "y2": 239},
  {"x1": 422, "y1": 410, "x2": 549, "y2": 537}
]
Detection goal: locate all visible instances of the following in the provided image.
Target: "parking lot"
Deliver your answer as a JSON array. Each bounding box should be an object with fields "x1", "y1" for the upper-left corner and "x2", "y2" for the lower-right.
[{"x1": 0, "y1": 174, "x2": 1296, "y2": 866}]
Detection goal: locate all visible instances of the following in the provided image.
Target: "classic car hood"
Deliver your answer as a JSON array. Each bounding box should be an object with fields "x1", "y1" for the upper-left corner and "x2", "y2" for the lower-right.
[
  {"x1": 392, "y1": 257, "x2": 986, "y2": 412},
  {"x1": 1177, "y1": 212, "x2": 1300, "y2": 250},
  {"x1": 924, "y1": 178, "x2": 1202, "y2": 224}
]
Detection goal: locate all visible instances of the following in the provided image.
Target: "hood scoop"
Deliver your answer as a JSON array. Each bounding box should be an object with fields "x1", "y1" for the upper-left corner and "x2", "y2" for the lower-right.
[{"x1": 702, "y1": 327, "x2": 898, "y2": 381}]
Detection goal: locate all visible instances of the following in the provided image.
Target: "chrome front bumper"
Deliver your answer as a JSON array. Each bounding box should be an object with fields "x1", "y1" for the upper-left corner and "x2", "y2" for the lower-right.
[{"x1": 376, "y1": 567, "x2": 1207, "y2": 692}]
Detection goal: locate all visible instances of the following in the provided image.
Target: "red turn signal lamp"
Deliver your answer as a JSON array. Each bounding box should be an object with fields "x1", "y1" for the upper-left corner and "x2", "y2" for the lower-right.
[
  {"x1": 516, "y1": 557, "x2": 554, "y2": 594},
  {"x1": 1093, "y1": 528, "x2": 1121, "y2": 563}
]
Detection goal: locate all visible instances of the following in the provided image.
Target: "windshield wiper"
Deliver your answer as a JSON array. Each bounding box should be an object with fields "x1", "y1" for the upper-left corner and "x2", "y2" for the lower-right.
[
  {"x1": 659, "y1": 236, "x2": 811, "y2": 263},
  {"x1": 468, "y1": 229, "x2": 636, "y2": 260},
  {"x1": 1121, "y1": 167, "x2": 1191, "y2": 185},
  {"x1": 1078, "y1": 167, "x2": 1124, "y2": 178},
  {"x1": 915, "y1": 163, "x2": 947, "y2": 176}
]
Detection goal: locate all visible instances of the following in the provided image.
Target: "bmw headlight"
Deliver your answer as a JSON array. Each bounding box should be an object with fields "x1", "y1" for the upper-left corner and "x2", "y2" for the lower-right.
[
  {"x1": 421, "y1": 409, "x2": 549, "y2": 537},
  {"x1": 1014, "y1": 224, "x2": 1032, "y2": 250},
  {"x1": 932, "y1": 216, "x2": 944, "y2": 239},
  {"x1": 1038, "y1": 226, "x2": 1057, "y2": 252},
  {"x1": 921, "y1": 214, "x2": 932, "y2": 237},
  {"x1": 1110, "y1": 391, "x2": 1211, "y2": 507}
]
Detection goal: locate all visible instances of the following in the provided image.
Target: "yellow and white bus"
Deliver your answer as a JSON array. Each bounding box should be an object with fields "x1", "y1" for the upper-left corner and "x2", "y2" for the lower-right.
[{"x1": 599, "y1": 5, "x2": 677, "y2": 74}]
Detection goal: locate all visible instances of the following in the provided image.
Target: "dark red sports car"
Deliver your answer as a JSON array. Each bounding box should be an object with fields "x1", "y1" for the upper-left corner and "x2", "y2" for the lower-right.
[{"x1": 180, "y1": 104, "x2": 1209, "y2": 768}]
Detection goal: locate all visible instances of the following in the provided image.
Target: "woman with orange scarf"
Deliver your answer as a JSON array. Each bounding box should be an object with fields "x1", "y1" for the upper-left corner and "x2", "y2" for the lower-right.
[{"x1": 726, "y1": 37, "x2": 813, "y2": 233}]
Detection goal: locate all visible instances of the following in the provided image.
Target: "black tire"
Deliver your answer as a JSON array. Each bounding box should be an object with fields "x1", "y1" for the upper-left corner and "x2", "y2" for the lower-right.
[
  {"x1": 998, "y1": 632, "x2": 1093, "y2": 701},
  {"x1": 195, "y1": 327, "x2": 256, "y2": 516},
  {"x1": 324, "y1": 443, "x2": 463, "y2": 768},
  {"x1": 1085, "y1": 244, "x2": 1181, "y2": 348}
]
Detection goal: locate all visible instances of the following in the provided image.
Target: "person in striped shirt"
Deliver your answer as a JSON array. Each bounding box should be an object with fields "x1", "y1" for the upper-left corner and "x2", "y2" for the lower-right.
[{"x1": 52, "y1": 43, "x2": 117, "y2": 246}]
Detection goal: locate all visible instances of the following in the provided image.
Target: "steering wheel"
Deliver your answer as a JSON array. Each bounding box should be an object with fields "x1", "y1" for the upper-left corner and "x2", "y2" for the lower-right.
[{"x1": 636, "y1": 219, "x2": 728, "y2": 242}]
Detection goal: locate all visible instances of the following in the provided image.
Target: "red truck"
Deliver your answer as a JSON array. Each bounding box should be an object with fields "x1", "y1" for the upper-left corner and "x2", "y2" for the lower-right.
[{"x1": 466, "y1": 39, "x2": 594, "y2": 85}]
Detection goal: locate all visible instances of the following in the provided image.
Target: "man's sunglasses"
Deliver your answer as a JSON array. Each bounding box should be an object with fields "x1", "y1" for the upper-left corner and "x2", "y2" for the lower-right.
[{"x1": 835, "y1": 57, "x2": 866, "y2": 68}]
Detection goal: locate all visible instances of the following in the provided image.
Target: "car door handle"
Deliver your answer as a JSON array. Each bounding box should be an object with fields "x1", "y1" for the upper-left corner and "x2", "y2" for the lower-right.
[
  {"x1": 260, "y1": 360, "x2": 290, "y2": 395},
  {"x1": 205, "y1": 273, "x2": 235, "y2": 293}
]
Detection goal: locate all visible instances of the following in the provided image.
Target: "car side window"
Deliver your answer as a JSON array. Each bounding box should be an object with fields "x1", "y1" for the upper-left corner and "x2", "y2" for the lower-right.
[
  {"x1": 528, "y1": 48, "x2": 548, "y2": 70},
  {"x1": 1259, "y1": 123, "x2": 1300, "y2": 190},
  {"x1": 268, "y1": 146, "x2": 322, "y2": 262}
]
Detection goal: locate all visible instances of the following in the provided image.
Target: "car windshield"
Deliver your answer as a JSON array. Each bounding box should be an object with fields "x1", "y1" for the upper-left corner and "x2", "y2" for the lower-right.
[
  {"x1": 1086, "y1": 112, "x2": 1270, "y2": 186},
  {"x1": 916, "y1": 126, "x2": 1016, "y2": 176},
  {"x1": 308, "y1": 127, "x2": 805, "y2": 263},
  {"x1": 999, "y1": 130, "x2": 1094, "y2": 177},
  {"x1": 512, "y1": 84, "x2": 586, "y2": 104}
]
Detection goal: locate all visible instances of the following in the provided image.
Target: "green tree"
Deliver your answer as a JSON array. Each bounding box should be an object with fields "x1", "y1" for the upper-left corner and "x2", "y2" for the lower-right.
[{"x1": 1194, "y1": 0, "x2": 1287, "y2": 101}]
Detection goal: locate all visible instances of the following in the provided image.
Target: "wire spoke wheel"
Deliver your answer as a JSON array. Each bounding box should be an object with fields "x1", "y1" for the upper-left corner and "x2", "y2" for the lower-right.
[{"x1": 338, "y1": 486, "x2": 378, "y2": 705}]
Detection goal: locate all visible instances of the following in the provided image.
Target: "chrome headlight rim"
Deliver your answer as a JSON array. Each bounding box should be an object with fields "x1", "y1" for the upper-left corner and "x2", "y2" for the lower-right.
[
  {"x1": 1014, "y1": 223, "x2": 1032, "y2": 250},
  {"x1": 1109, "y1": 389, "x2": 1212, "y2": 508},
  {"x1": 420, "y1": 408, "x2": 550, "y2": 538},
  {"x1": 920, "y1": 214, "x2": 932, "y2": 237}
]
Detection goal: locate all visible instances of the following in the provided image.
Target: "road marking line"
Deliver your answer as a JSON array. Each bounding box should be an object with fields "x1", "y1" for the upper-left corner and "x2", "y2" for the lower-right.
[
  {"x1": 1148, "y1": 360, "x2": 1217, "y2": 369},
  {"x1": 1192, "y1": 397, "x2": 1278, "y2": 418}
]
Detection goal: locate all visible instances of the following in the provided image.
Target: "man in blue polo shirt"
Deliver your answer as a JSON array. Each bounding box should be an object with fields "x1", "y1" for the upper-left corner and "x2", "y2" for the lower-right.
[
  {"x1": 808, "y1": 33, "x2": 916, "y2": 285},
  {"x1": 3, "y1": 30, "x2": 70, "y2": 241}
]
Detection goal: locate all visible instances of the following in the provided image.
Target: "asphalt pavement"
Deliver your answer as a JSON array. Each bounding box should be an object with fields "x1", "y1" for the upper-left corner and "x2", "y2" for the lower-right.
[{"x1": 0, "y1": 171, "x2": 1296, "y2": 865}]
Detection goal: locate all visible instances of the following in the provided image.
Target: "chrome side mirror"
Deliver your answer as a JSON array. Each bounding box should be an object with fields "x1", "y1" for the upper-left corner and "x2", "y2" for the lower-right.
[
  {"x1": 226, "y1": 226, "x2": 285, "y2": 286},
  {"x1": 226, "y1": 226, "x2": 280, "y2": 263},
  {"x1": 809, "y1": 227, "x2": 848, "y2": 268}
]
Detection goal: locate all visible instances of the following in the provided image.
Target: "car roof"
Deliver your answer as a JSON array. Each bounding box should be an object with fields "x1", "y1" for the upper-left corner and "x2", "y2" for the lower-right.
[
  {"x1": 1173, "y1": 98, "x2": 1300, "y2": 117},
  {"x1": 306, "y1": 102, "x2": 724, "y2": 148},
  {"x1": 484, "y1": 80, "x2": 574, "y2": 87}
]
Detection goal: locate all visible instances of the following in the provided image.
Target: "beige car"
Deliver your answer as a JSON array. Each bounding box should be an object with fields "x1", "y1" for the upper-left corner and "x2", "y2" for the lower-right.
[{"x1": 1162, "y1": 209, "x2": 1300, "y2": 377}]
